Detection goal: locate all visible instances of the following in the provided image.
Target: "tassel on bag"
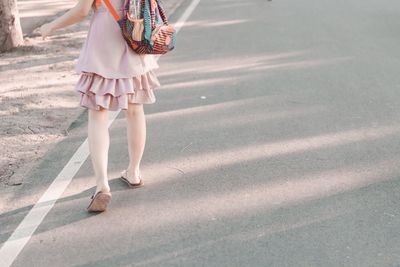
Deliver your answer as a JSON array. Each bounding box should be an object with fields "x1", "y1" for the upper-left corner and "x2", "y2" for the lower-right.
[{"x1": 97, "y1": 0, "x2": 176, "y2": 55}]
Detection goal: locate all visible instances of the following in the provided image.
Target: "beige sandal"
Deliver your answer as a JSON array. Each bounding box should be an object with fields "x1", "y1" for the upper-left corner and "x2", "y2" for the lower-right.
[
  {"x1": 120, "y1": 169, "x2": 144, "y2": 188},
  {"x1": 87, "y1": 191, "x2": 112, "y2": 212}
]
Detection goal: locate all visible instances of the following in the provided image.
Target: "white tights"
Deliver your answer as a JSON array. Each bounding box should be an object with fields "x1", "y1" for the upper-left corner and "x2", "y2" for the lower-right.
[{"x1": 88, "y1": 103, "x2": 146, "y2": 194}]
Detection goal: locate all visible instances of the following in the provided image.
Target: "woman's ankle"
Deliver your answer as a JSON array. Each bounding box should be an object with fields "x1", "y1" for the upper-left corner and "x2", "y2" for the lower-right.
[
  {"x1": 127, "y1": 165, "x2": 140, "y2": 175},
  {"x1": 95, "y1": 183, "x2": 110, "y2": 194},
  {"x1": 126, "y1": 166, "x2": 141, "y2": 181}
]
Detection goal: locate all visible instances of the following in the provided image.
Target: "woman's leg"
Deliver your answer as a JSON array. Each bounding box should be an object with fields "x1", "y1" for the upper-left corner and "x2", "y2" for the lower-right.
[
  {"x1": 123, "y1": 103, "x2": 146, "y2": 184},
  {"x1": 88, "y1": 107, "x2": 111, "y2": 194}
]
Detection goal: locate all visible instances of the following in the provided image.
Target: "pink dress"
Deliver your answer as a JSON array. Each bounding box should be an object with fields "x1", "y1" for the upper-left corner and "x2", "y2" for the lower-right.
[{"x1": 74, "y1": 0, "x2": 161, "y2": 111}]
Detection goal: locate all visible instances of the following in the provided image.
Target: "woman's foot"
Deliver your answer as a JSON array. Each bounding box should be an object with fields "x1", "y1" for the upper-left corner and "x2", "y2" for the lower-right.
[
  {"x1": 125, "y1": 168, "x2": 141, "y2": 184},
  {"x1": 87, "y1": 180, "x2": 111, "y2": 212},
  {"x1": 87, "y1": 191, "x2": 112, "y2": 212},
  {"x1": 120, "y1": 168, "x2": 144, "y2": 188}
]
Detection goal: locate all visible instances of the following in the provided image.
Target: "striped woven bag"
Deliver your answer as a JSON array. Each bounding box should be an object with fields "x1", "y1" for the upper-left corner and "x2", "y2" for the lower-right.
[{"x1": 96, "y1": 0, "x2": 176, "y2": 55}]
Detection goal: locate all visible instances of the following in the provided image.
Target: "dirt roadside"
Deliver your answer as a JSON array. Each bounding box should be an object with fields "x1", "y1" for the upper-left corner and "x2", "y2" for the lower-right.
[{"x1": 0, "y1": 0, "x2": 185, "y2": 188}]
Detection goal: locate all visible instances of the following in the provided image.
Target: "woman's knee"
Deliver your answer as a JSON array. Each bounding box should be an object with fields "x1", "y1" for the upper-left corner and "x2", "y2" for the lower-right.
[
  {"x1": 88, "y1": 107, "x2": 109, "y2": 121},
  {"x1": 125, "y1": 103, "x2": 144, "y2": 117}
]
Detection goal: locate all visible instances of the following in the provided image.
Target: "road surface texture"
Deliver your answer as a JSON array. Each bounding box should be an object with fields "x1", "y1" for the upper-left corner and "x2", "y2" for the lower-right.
[{"x1": 2, "y1": 0, "x2": 400, "y2": 266}]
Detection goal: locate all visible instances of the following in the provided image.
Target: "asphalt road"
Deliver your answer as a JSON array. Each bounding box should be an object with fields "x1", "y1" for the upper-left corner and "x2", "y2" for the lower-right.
[{"x1": 2, "y1": 0, "x2": 400, "y2": 266}]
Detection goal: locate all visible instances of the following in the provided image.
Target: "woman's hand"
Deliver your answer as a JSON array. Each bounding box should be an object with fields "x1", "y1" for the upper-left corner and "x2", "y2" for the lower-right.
[
  {"x1": 38, "y1": 0, "x2": 92, "y2": 38},
  {"x1": 40, "y1": 23, "x2": 53, "y2": 40}
]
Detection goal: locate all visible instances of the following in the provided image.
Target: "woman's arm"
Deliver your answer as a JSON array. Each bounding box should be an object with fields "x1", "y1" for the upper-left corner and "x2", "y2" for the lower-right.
[{"x1": 40, "y1": 0, "x2": 95, "y2": 39}]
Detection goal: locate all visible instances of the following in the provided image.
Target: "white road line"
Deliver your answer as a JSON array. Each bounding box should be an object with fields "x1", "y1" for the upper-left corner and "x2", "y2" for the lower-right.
[
  {"x1": 0, "y1": 0, "x2": 200, "y2": 265},
  {"x1": 174, "y1": 0, "x2": 201, "y2": 33}
]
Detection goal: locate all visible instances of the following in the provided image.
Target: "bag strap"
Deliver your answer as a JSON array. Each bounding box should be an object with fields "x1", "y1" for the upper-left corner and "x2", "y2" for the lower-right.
[
  {"x1": 144, "y1": 0, "x2": 164, "y2": 44},
  {"x1": 143, "y1": 0, "x2": 169, "y2": 44},
  {"x1": 97, "y1": 0, "x2": 122, "y2": 21},
  {"x1": 156, "y1": 0, "x2": 169, "y2": 26},
  {"x1": 150, "y1": 0, "x2": 169, "y2": 26}
]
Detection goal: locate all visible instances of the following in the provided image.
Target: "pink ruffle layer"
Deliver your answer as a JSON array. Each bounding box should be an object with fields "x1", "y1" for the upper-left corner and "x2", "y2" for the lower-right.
[{"x1": 74, "y1": 70, "x2": 160, "y2": 111}]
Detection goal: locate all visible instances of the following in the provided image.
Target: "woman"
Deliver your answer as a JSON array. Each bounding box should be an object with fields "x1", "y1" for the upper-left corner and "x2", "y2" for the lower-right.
[{"x1": 40, "y1": 0, "x2": 161, "y2": 212}]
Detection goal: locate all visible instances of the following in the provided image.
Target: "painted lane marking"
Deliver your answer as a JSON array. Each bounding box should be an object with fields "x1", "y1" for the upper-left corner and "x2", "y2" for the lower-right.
[{"x1": 174, "y1": 0, "x2": 201, "y2": 33}]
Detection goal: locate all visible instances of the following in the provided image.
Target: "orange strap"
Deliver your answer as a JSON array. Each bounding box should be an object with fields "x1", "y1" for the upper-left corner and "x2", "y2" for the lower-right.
[{"x1": 96, "y1": 0, "x2": 121, "y2": 21}]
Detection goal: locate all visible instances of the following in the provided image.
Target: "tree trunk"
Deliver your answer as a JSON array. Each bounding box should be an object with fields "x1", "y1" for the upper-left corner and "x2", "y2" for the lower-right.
[{"x1": 0, "y1": 0, "x2": 24, "y2": 52}]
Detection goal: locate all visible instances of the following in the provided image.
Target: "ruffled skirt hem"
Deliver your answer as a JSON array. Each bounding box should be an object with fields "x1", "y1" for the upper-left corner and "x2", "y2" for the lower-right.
[{"x1": 74, "y1": 70, "x2": 161, "y2": 111}]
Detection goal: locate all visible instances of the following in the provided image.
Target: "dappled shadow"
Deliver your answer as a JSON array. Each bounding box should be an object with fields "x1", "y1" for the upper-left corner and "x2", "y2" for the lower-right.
[
  {"x1": 18, "y1": 0, "x2": 78, "y2": 35},
  {"x1": 71, "y1": 176, "x2": 400, "y2": 267},
  {"x1": 2, "y1": 156, "x2": 400, "y2": 266},
  {"x1": 2, "y1": 118, "x2": 400, "y2": 243},
  {"x1": 0, "y1": 54, "x2": 79, "y2": 72}
]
